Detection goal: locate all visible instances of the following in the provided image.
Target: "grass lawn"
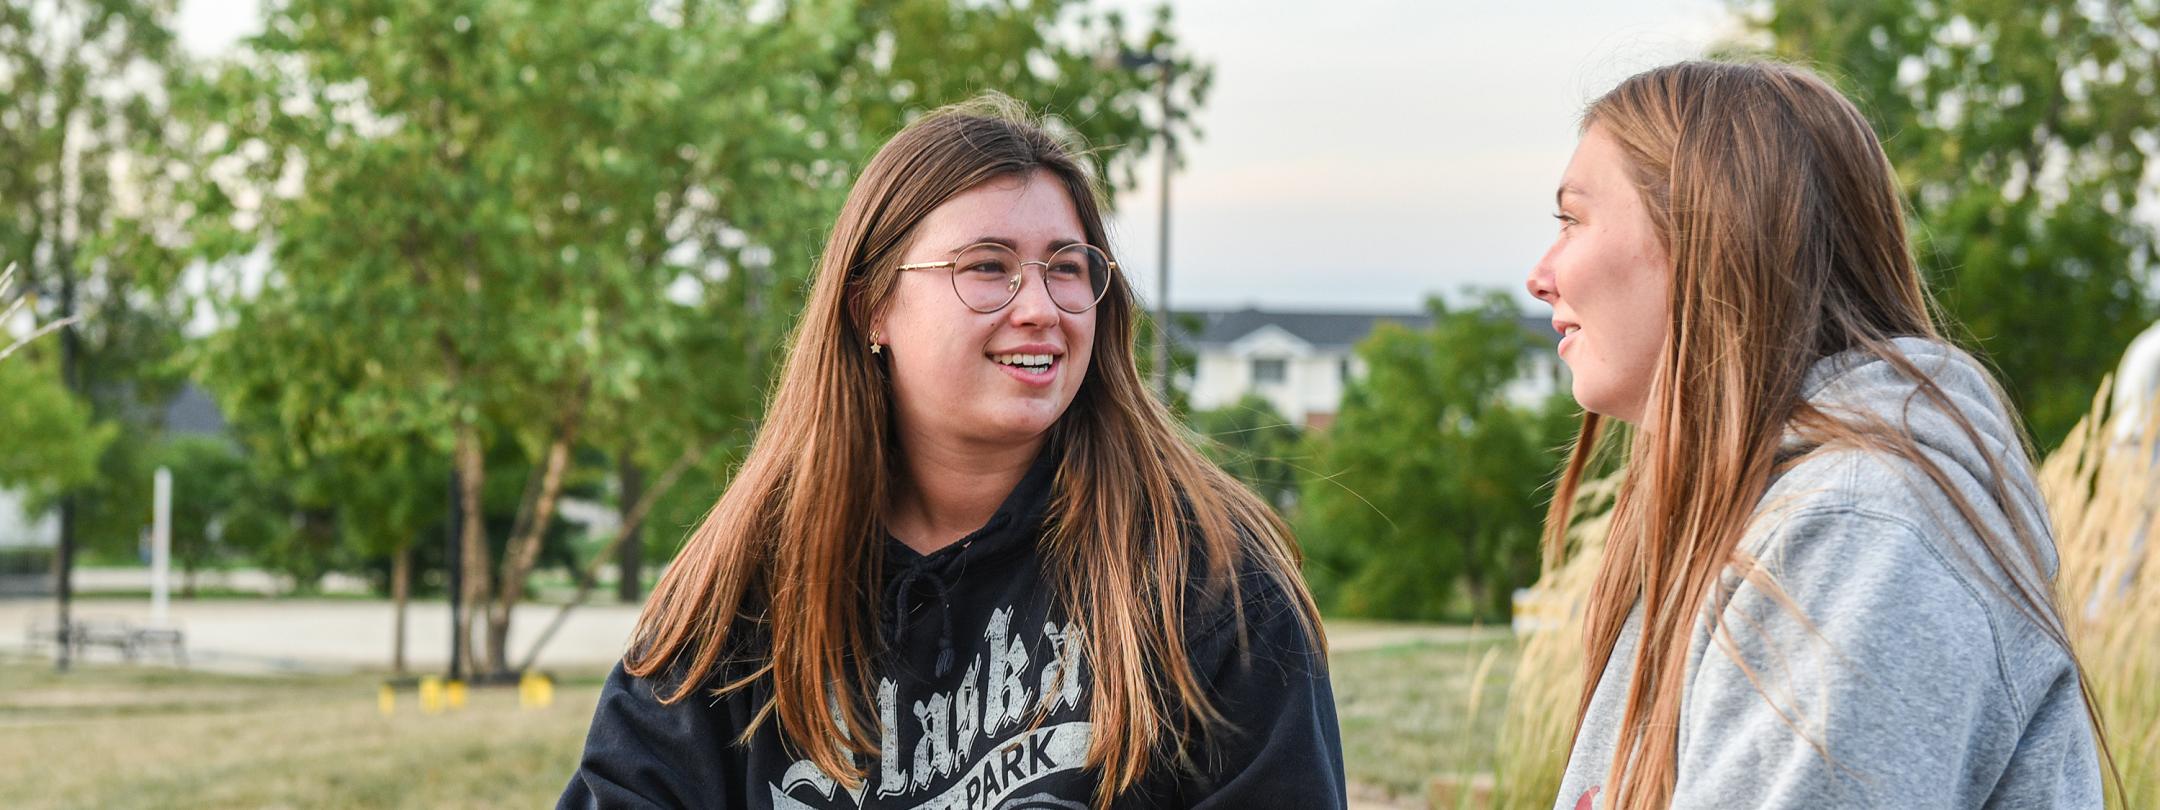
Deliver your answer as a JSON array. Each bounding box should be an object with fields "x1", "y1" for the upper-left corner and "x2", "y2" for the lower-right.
[
  {"x1": 0, "y1": 634, "x2": 1519, "y2": 809},
  {"x1": 0, "y1": 656, "x2": 609, "y2": 810},
  {"x1": 1331, "y1": 637, "x2": 1517, "y2": 806}
]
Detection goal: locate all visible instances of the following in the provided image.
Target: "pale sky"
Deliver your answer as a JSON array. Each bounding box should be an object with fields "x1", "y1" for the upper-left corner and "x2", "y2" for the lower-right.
[
  {"x1": 175, "y1": 0, "x2": 1739, "y2": 312},
  {"x1": 1092, "y1": 0, "x2": 1738, "y2": 310}
]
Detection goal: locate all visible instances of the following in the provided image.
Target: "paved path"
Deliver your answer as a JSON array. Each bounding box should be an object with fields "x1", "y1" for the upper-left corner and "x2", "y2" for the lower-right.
[
  {"x1": 3, "y1": 597, "x2": 1512, "y2": 675},
  {"x1": 0, "y1": 597, "x2": 641, "y2": 674},
  {"x1": 1325, "y1": 620, "x2": 1512, "y2": 653}
]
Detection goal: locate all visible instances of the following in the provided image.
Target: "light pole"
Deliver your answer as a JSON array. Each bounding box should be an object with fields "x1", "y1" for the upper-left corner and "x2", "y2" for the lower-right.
[
  {"x1": 1120, "y1": 48, "x2": 1177, "y2": 401},
  {"x1": 56, "y1": 257, "x2": 80, "y2": 673}
]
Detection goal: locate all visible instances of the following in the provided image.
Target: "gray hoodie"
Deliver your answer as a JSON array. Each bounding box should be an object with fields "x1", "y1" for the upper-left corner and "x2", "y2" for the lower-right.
[{"x1": 1554, "y1": 338, "x2": 2103, "y2": 809}]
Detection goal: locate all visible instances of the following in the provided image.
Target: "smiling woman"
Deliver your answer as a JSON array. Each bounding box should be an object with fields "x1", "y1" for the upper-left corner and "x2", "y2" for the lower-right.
[
  {"x1": 873, "y1": 173, "x2": 1106, "y2": 491},
  {"x1": 556, "y1": 95, "x2": 1344, "y2": 810},
  {"x1": 1528, "y1": 135, "x2": 1672, "y2": 424}
]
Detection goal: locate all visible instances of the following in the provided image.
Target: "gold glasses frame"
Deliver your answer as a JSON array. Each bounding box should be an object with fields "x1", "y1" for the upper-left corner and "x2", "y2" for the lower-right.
[{"x1": 897, "y1": 242, "x2": 1119, "y2": 314}]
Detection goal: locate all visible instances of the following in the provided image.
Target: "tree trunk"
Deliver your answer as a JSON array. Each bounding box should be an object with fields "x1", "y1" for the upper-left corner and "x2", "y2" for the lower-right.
[
  {"x1": 516, "y1": 444, "x2": 702, "y2": 672},
  {"x1": 300, "y1": 509, "x2": 338, "y2": 594},
  {"x1": 453, "y1": 422, "x2": 492, "y2": 676},
  {"x1": 492, "y1": 412, "x2": 582, "y2": 614},
  {"x1": 390, "y1": 544, "x2": 411, "y2": 675},
  {"x1": 1461, "y1": 549, "x2": 1489, "y2": 622},
  {"x1": 617, "y1": 456, "x2": 645, "y2": 602},
  {"x1": 486, "y1": 380, "x2": 589, "y2": 673}
]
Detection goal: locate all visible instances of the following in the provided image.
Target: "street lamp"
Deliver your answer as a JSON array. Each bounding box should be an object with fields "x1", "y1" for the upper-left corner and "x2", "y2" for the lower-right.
[
  {"x1": 1118, "y1": 47, "x2": 1178, "y2": 401},
  {"x1": 0, "y1": 262, "x2": 82, "y2": 672}
]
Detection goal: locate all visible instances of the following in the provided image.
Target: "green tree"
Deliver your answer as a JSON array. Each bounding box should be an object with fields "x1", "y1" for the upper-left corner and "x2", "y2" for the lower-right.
[
  {"x1": 186, "y1": 0, "x2": 1203, "y2": 674},
  {"x1": 1737, "y1": 0, "x2": 2160, "y2": 447},
  {"x1": 0, "y1": 0, "x2": 193, "y2": 558},
  {"x1": 1188, "y1": 394, "x2": 1305, "y2": 512},
  {"x1": 1298, "y1": 293, "x2": 1575, "y2": 622},
  {"x1": 2, "y1": 264, "x2": 109, "y2": 497},
  {"x1": 0, "y1": 350, "x2": 111, "y2": 497}
]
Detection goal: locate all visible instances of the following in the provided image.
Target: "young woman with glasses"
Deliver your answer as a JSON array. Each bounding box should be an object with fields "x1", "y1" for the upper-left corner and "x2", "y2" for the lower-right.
[
  {"x1": 1529, "y1": 60, "x2": 2115, "y2": 809},
  {"x1": 558, "y1": 95, "x2": 1345, "y2": 809}
]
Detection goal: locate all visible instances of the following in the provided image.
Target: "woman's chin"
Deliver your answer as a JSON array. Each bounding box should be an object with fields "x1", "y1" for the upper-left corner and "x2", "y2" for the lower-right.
[
  {"x1": 1570, "y1": 383, "x2": 1640, "y2": 425},
  {"x1": 970, "y1": 406, "x2": 1065, "y2": 445}
]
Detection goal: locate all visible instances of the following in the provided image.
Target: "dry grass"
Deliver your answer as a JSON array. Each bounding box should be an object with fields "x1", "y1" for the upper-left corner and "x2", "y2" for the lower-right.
[
  {"x1": 1, "y1": 632, "x2": 1518, "y2": 808},
  {"x1": 1489, "y1": 475, "x2": 1615, "y2": 810},
  {"x1": 1332, "y1": 637, "x2": 1517, "y2": 806},
  {"x1": 2037, "y1": 381, "x2": 2160, "y2": 808},
  {"x1": 0, "y1": 656, "x2": 604, "y2": 809}
]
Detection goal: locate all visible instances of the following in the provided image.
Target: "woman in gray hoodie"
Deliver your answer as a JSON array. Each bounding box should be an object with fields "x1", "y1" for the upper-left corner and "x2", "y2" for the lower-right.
[{"x1": 1525, "y1": 60, "x2": 2115, "y2": 809}]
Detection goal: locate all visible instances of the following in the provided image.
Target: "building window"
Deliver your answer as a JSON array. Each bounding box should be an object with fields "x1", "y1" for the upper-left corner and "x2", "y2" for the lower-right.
[
  {"x1": 1252, "y1": 357, "x2": 1287, "y2": 384},
  {"x1": 1340, "y1": 357, "x2": 1353, "y2": 382}
]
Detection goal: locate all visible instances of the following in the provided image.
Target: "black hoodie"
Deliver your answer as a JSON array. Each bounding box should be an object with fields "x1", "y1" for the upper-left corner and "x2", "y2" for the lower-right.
[{"x1": 558, "y1": 450, "x2": 1346, "y2": 809}]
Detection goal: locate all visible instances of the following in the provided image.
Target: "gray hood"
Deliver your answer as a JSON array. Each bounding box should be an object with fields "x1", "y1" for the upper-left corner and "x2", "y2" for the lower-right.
[
  {"x1": 1553, "y1": 336, "x2": 2101, "y2": 810},
  {"x1": 1784, "y1": 336, "x2": 2056, "y2": 577}
]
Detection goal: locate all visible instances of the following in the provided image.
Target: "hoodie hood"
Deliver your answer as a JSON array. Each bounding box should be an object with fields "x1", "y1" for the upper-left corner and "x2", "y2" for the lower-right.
[
  {"x1": 1787, "y1": 336, "x2": 2055, "y2": 576},
  {"x1": 1552, "y1": 337, "x2": 2101, "y2": 810}
]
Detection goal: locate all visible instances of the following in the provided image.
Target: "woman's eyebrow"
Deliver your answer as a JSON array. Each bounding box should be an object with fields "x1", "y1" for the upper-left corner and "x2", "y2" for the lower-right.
[{"x1": 957, "y1": 236, "x2": 1087, "y2": 251}]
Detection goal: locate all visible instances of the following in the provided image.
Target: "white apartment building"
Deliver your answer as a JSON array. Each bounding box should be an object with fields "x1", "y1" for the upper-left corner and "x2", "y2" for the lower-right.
[{"x1": 1177, "y1": 307, "x2": 1566, "y2": 428}]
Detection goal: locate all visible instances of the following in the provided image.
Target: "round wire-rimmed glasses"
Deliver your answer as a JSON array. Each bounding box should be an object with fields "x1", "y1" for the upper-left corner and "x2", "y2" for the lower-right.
[{"x1": 896, "y1": 242, "x2": 1118, "y2": 314}]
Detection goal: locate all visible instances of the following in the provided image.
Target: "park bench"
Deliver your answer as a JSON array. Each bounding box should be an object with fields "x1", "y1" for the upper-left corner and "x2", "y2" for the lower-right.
[
  {"x1": 21, "y1": 615, "x2": 187, "y2": 664},
  {"x1": 23, "y1": 615, "x2": 62, "y2": 656},
  {"x1": 126, "y1": 626, "x2": 187, "y2": 664}
]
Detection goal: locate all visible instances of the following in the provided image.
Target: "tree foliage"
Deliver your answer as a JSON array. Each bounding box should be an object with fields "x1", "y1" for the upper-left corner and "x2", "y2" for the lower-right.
[
  {"x1": 1738, "y1": 0, "x2": 2160, "y2": 447},
  {"x1": 0, "y1": 0, "x2": 193, "y2": 554},
  {"x1": 0, "y1": 348, "x2": 112, "y2": 496},
  {"x1": 1298, "y1": 293, "x2": 1575, "y2": 622},
  {"x1": 1188, "y1": 394, "x2": 1305, "y2": 512},
  {"x1": 182, "y1": 0, "x2": 1202, "y2": 672}
]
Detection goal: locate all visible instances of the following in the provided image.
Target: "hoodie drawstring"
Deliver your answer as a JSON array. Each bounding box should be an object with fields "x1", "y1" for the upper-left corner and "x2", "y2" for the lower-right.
[{"x1": 885, "y1": 549, "x2": 974, "y2": 679}]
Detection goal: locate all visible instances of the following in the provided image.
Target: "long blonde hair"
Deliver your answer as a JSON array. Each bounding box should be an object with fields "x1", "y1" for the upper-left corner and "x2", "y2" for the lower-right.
[
  {"x1": 1544, "y1": 60, "x2": 2119, "y2": 807},
  {"x1": 625, "y1": 95, "x2": 1323, "y2": 801}
]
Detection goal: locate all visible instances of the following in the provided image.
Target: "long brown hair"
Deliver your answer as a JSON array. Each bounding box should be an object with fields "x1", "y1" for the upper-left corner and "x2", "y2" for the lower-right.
[
  {"x1": 1543, "y1": 60, "x2": 2119, "y2": 807},
  {"x1": 625, "y1": 94, "x2": 1322, "y2": 801}
]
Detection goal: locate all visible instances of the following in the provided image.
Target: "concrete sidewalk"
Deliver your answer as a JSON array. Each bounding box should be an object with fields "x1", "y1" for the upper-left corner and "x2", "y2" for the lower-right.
[
  {"x1": 2, "y1": 596, "x2": 1510, "y2": 676},
  {"x1": 0, "y1": 597, "x2": 640, "y2": 674},
  {"x1": 1326, "y1": 620, "x2": 1511, "y2": 653}
]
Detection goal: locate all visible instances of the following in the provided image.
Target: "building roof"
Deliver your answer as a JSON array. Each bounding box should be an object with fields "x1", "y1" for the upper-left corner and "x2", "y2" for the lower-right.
[
  {"x1": 1174, "y1": 307, "x2": 1556, "y2": 350},
  {"x1": 164, "y1": 382, "x2": 230, "y2": 437}
]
